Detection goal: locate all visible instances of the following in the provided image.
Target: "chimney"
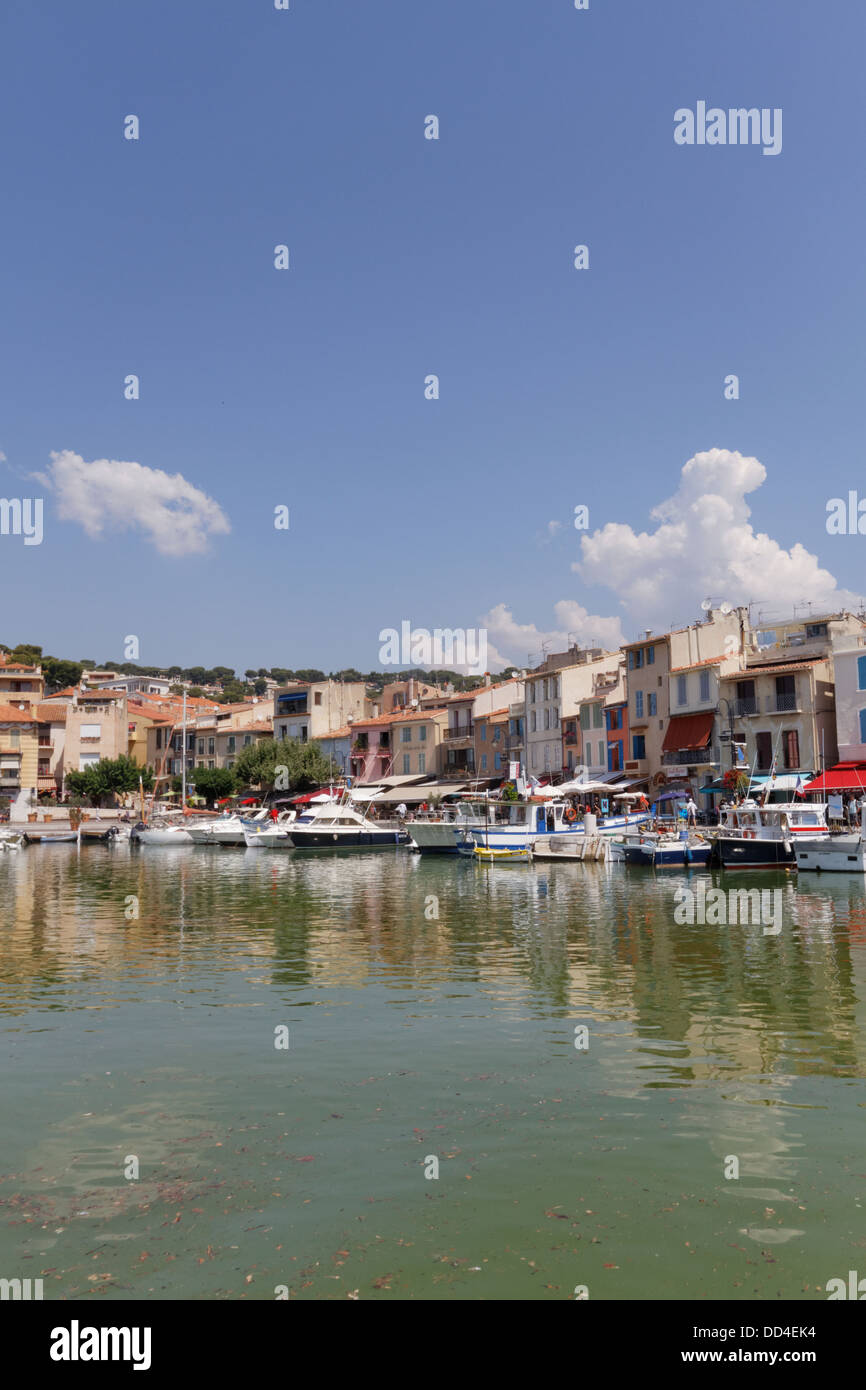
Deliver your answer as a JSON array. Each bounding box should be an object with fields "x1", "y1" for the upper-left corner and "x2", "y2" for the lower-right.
[{"x1": 484, "y1": 672, "x2": 491, "y2": 686}]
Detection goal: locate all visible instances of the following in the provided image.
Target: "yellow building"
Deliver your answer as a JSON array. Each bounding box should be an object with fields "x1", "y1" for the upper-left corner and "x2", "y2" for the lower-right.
[{"x1": 0, "y1": 705, "x2": 39, "y2": 799}]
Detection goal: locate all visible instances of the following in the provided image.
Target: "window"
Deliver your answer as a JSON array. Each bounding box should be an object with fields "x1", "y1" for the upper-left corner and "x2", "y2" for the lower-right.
[
  {"x1": 494, "y1": 726, "x2": 501, "y2": 742},
  {"x1": 628, "y1": 650, "x2": 634, "y2": 670},
  {"x1": 858, "y1": 656, "x2": 866, "y2": 692},
  {"x1": 580, "y1": 706, "x2": 591, "y2": 730},
  {"x1": 531, "y1": 746, "x2": 538, "y2": 769},
  {"x1": 208, "y1": 760, "x2": 214, "y2": 769},
  {"x1": 598, "y1": 741, "x2": 605, "y2": 766},
  {"x1": 544, "y1": 709, "x2": 550, "y2": 730},
  {"x1": 677, "y1": 675, "x2": 687, "y2": 706},
  {"x1": 593, "y1": 704, "x2": 603, "y2": 728},
  {"x1": 608, "y1": 708, "x2": 620, "y2": 730},
  {"x1": 314, "y1": 692, "x2": 322, "y2": 705},
  {"x1": 699, "y1": 670, "x2": 710, "y2": 703},
  {"x1": 530, "y1": 710, "x2": 537, "y2": 732},
  {"x1": 494, "y1": 752, "x2": 502, "y2": 770},
  {"x1": 783, "y1": 729, "x2": 800, "y2": 770},
  {"x1": 756, "y1": 630, "x2": 777, "y2": 648},
  {"x1": 755, "y1": 731, "x2": 773, "y2": 771},
  {"x1": 197, "y1": 739, "x2": 205, "y2": 755},
  {"x1": 402, "y1": 754, "x2": 411, "y2": 773},
  {"x1": 418, "y1": 753, "x2": 426, "y2": 773},
  {"x1": 481, "y1": 753, "x2": 487, "y2": 771},
  {"x1": 609, "y1": 741, "x2": 621, "y2": 772},
  {"x1": 418, "y1": 726, "x2": 426, "y2": 742},
  {"x1": 227, "y1": 735, "x2": 236, "y2": 753},
  {"x1": 401, "y1": 727, "x2": 412, "y2": 742},
  {"x1": 860, "y1": 709, "x2": 866, "y2": 743},
  {"x1": 648, "y1": 693, "x2": 657, "y2": 716},
  {"x1": 646, "y1": 646, "x2": 655, "y2": 665},
  {"x1": 243, "y1": 735, "x2": 252, "y2": 746},
  {"x1": 635, "y1": 691, "x2": 644, "y2": 718},
  {"x1": 481, "y1": 724, "x2": 486, "y2": 741},
  {"x1": 632, "y1": 735, "x2": 646, "y2": 760},
  {"x1": 208, "y1": 738, "x2": 215, "y2": 755},
  {"x1": 805, "y1": 623, "x2": 828, "y2": 639},
  {"x1": 634, "y1": 649, "x2": 644, "y2": 669},
  {"x1": 38, "y1": 759, "x2": 50, "y2": 776},
  {"x1": 80, "y1": 723, "x2": 101, "y2": 739}
]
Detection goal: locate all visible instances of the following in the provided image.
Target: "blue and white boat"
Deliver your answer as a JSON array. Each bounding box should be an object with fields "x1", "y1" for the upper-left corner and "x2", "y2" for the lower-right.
[{"x1": 468, "y1": 799, "x2": 650, "y2": 852}]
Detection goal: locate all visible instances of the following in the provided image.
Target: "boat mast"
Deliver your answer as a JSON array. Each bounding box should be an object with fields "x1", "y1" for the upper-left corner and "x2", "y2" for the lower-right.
[{"x1": 182, "y1": 690, "x2": 187, "y2": 811}]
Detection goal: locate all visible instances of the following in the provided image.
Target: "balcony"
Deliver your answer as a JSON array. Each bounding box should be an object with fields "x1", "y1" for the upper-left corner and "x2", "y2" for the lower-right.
[
  {"x1": 728, "y1": 697, "x2": 757, "y2": 716},
  {"x1": 662, "y1": 748, "x2": 719, "y2": 767},
  {"x1": 444, "y1": 724, "x2": 475, "y2": 744}
]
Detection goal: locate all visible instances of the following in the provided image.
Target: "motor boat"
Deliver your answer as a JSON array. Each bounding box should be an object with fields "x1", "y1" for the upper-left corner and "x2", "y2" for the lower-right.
[
  {"x1": 407, "y1": 801, "x2": 488, "y2": 855},
  {"x1": 795, "y1": 807, "x2": 866, "y2": 873},
  {"x1": 285, "y1": 798, "x2": 408, "y2": 849},
  {"x1": 131, "y1": 821, "x2": 194, "y2": 846},
  {"x1": 0, "y1": 830, "x2": 25, "y2": 851},
  {"x1": 242, "y1": 812, "x2": 295, "y2": 849},
  {"x1": 710, "y1": 799, "x2": 828, "y2": 869}
]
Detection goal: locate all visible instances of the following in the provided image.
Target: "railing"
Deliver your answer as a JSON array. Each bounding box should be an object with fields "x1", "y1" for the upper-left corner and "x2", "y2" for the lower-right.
[
  {"x1": 729, "y1": 697, "x2": 757, "y2": 716},
  {"x1": 662, "y1": 749, "x2": 718, "y2": 766},
  {"x1": 443, "y1": 725, "x2": 475, "y2": 741},
  {"x1": 773, "y1": 693, "x2": 798, "y2": 712}
]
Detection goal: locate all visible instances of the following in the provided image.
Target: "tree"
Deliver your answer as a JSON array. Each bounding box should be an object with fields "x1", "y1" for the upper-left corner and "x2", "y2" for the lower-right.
[
  {"x1": 253, "y1": 678, "x2": 268, "y2": 696},
  {"x1": 65, "y1": 755, "x2": 153, "y2": 806},
  {"x1": 43, "y1": 657, "x2": 85, "y2": 691},
  {"x1": 190, "y1": 766, "x2": 236, "y2": 806},
  {"x1": 233, "y1": 737, "x2": 332, "y2": 792},
  {"x1": 292, "y1": 669, "x2": 326, "y2": 683},
  {"x1": 10, "y1": 643, "x2": 43, "y2": 665}
]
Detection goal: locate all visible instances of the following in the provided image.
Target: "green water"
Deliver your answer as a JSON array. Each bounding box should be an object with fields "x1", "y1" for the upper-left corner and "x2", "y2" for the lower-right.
[{"x1": 1, "y1": 843, "x2": 864, "y2": 1301}]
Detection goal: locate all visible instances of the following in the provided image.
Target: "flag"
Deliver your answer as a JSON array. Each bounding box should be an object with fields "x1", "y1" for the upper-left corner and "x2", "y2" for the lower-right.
[{"x1": 794, "y1": 775, "x2": 804, "y2": 797}]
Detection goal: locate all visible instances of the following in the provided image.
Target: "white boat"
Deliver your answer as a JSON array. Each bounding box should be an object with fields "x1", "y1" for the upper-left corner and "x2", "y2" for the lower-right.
[
  {"x1": 467, "y1": 799, "x2": 650, "y2": 852},
  {"x1": 712, "y1": 799, "x2": 828, "y2": 869},
  {"x1": 0, "y1": 829, "x2": 25, "y2": 851},
  {"x1": 795, "y1": 808, "x2": 866, "y2": 872},
  {"x1": 286, "y1": 798, "x2": 407, "y2": 849},
  {"x1": 242, "y1": 815, "x2": 295, "y2": 849},
  {"x1": 131, "y1": 822, "x2": 193, "y2": 845},
  {"x1": 407, "y1": 802, "x2": 488, "y2": 855}
]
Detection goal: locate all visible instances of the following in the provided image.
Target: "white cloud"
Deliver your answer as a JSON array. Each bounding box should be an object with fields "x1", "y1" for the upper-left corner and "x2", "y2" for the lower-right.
[
  {"x1": 546, "y1": 520, "x2": 562, "y2": 537},
  {"x1": 479, "y1": 600, "x2": 625, "y2": 671},
  {"x1": 481, "y1": 448, "x2": 864, "y2": 668},
  {"x1": 39, "y1": 449, "x2": 230, "y2": 556},
  {"x1": 575, "y1": 448, "x2": 861, "y2": 622}
]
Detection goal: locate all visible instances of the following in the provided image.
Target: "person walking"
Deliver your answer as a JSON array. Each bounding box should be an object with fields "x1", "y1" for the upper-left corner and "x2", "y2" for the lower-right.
[{"x1": 686, "y1": 796, "x2": 698, "y2": 827}]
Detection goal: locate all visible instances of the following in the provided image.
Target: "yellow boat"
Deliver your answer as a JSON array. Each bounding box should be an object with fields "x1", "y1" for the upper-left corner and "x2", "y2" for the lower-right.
[{"x1": 474, "y1": 846, "x2": 529, "y2": 865}]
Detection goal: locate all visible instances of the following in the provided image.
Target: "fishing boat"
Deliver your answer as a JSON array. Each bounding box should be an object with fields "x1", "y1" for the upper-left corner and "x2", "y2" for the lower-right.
[
  {"x1": 710, "y1": 799, "x2": 828, "y2": 869},
  {"x1": 619, "y1": 829, "x2": 712, "y2": 867},
  {"x1": 474, "y1": 846, "x2": 529, "y2": 865},
  {"x1": 285, "y1": 798, "x2": 407, "y2": 849},
  {"x1": 466, "y1": 797, "x2": 650, "y2": 852}
]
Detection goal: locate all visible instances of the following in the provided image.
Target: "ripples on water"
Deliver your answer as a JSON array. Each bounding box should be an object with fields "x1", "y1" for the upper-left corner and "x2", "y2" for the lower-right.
[{"x1": 1, "y1": 844, "x2": 864, "y2": 1299}]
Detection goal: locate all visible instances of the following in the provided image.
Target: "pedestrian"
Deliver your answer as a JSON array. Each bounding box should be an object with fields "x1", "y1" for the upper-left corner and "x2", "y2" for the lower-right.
[
  {"x1": 849, "y1": 794, "x2": 859, "y2": 828},
  {"x1": 397, "y1": 801, "x2": 408, "y2": 820},
  {"x1": 686, "y1": 796, "x2": 698, "y2": 827}
]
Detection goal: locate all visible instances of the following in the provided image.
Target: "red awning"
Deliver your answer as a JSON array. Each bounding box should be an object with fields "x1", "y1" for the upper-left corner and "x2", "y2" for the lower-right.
[
  {"x1": 662, "y1": 711, "x2": 714, "y2": 753},
  {"x1": 803, "y1": 763, "x2": 866, "y2": 793}
]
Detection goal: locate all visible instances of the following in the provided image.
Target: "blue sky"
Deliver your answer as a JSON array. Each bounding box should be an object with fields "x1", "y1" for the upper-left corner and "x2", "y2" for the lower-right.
[{"x1": 2, "y1": 0, "x2": 865, "y2": 674}]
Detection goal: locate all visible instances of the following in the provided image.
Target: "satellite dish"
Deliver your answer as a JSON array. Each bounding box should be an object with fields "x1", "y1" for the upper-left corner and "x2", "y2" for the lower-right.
[
  {"x1": 701, "y1": 599, "x2": 712, "y2": 611},
  {"x1": 720, "y1": 602, "x2": 732, "y2": 615}
]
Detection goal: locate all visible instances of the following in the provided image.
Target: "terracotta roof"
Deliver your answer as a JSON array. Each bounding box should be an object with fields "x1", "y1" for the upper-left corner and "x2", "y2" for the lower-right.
[
  {"x1": 0, "y1": 704, "x2": 37, "y2": 723},
  {"x1": 35, "y1": 704, "x2": 67, "y2": 722},
  {"x1": 352, "y1": 708, "x2": 447, "y2": 729},
  {"x1": 479, "y1": 707, "x2": 510, "y2": 720},
  {"x1": 669, "y1": 655, "x2": 729, "y2": 673},
  {"x1": 316, "y1": 725, "x2": 353, "y2": 740}
]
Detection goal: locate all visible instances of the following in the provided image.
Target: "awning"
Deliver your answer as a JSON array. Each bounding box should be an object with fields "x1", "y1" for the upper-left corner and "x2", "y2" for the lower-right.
[
  {"x1": 803, "y1": 763, "x2": 866, "y2": 793},
  {"x1": 662, "y1": 712, "x2": 714, "y2": 753}
]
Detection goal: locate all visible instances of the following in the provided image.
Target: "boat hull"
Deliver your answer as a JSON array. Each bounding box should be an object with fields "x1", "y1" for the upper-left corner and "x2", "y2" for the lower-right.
[
  {"x1": 795, "y1": 835, "x2": 866, "y2": 872},
  {"x1": 287, "y1": 828, "x2": 406, "y2": 848},
  {"x1": 713, "y1": 836, "x2": 794, "y2": 869},
  {"x1": 132, "y1": 828, "x2": 193, "y2": 845},
  {"x1": 408, "y1": 822, "x2": 476, "y2": 854},
  {"x1": 469, "y1": 812, "x2": 651, "y2": 852}
]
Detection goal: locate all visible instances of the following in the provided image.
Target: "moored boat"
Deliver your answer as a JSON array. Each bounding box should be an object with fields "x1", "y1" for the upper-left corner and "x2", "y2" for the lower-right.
[
  {"x1": 286, "y1": 799, "x2": 407, "y2": 849},
  {"x1": 711, "y1": 799, "x2": 828, "y2": 869}
]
